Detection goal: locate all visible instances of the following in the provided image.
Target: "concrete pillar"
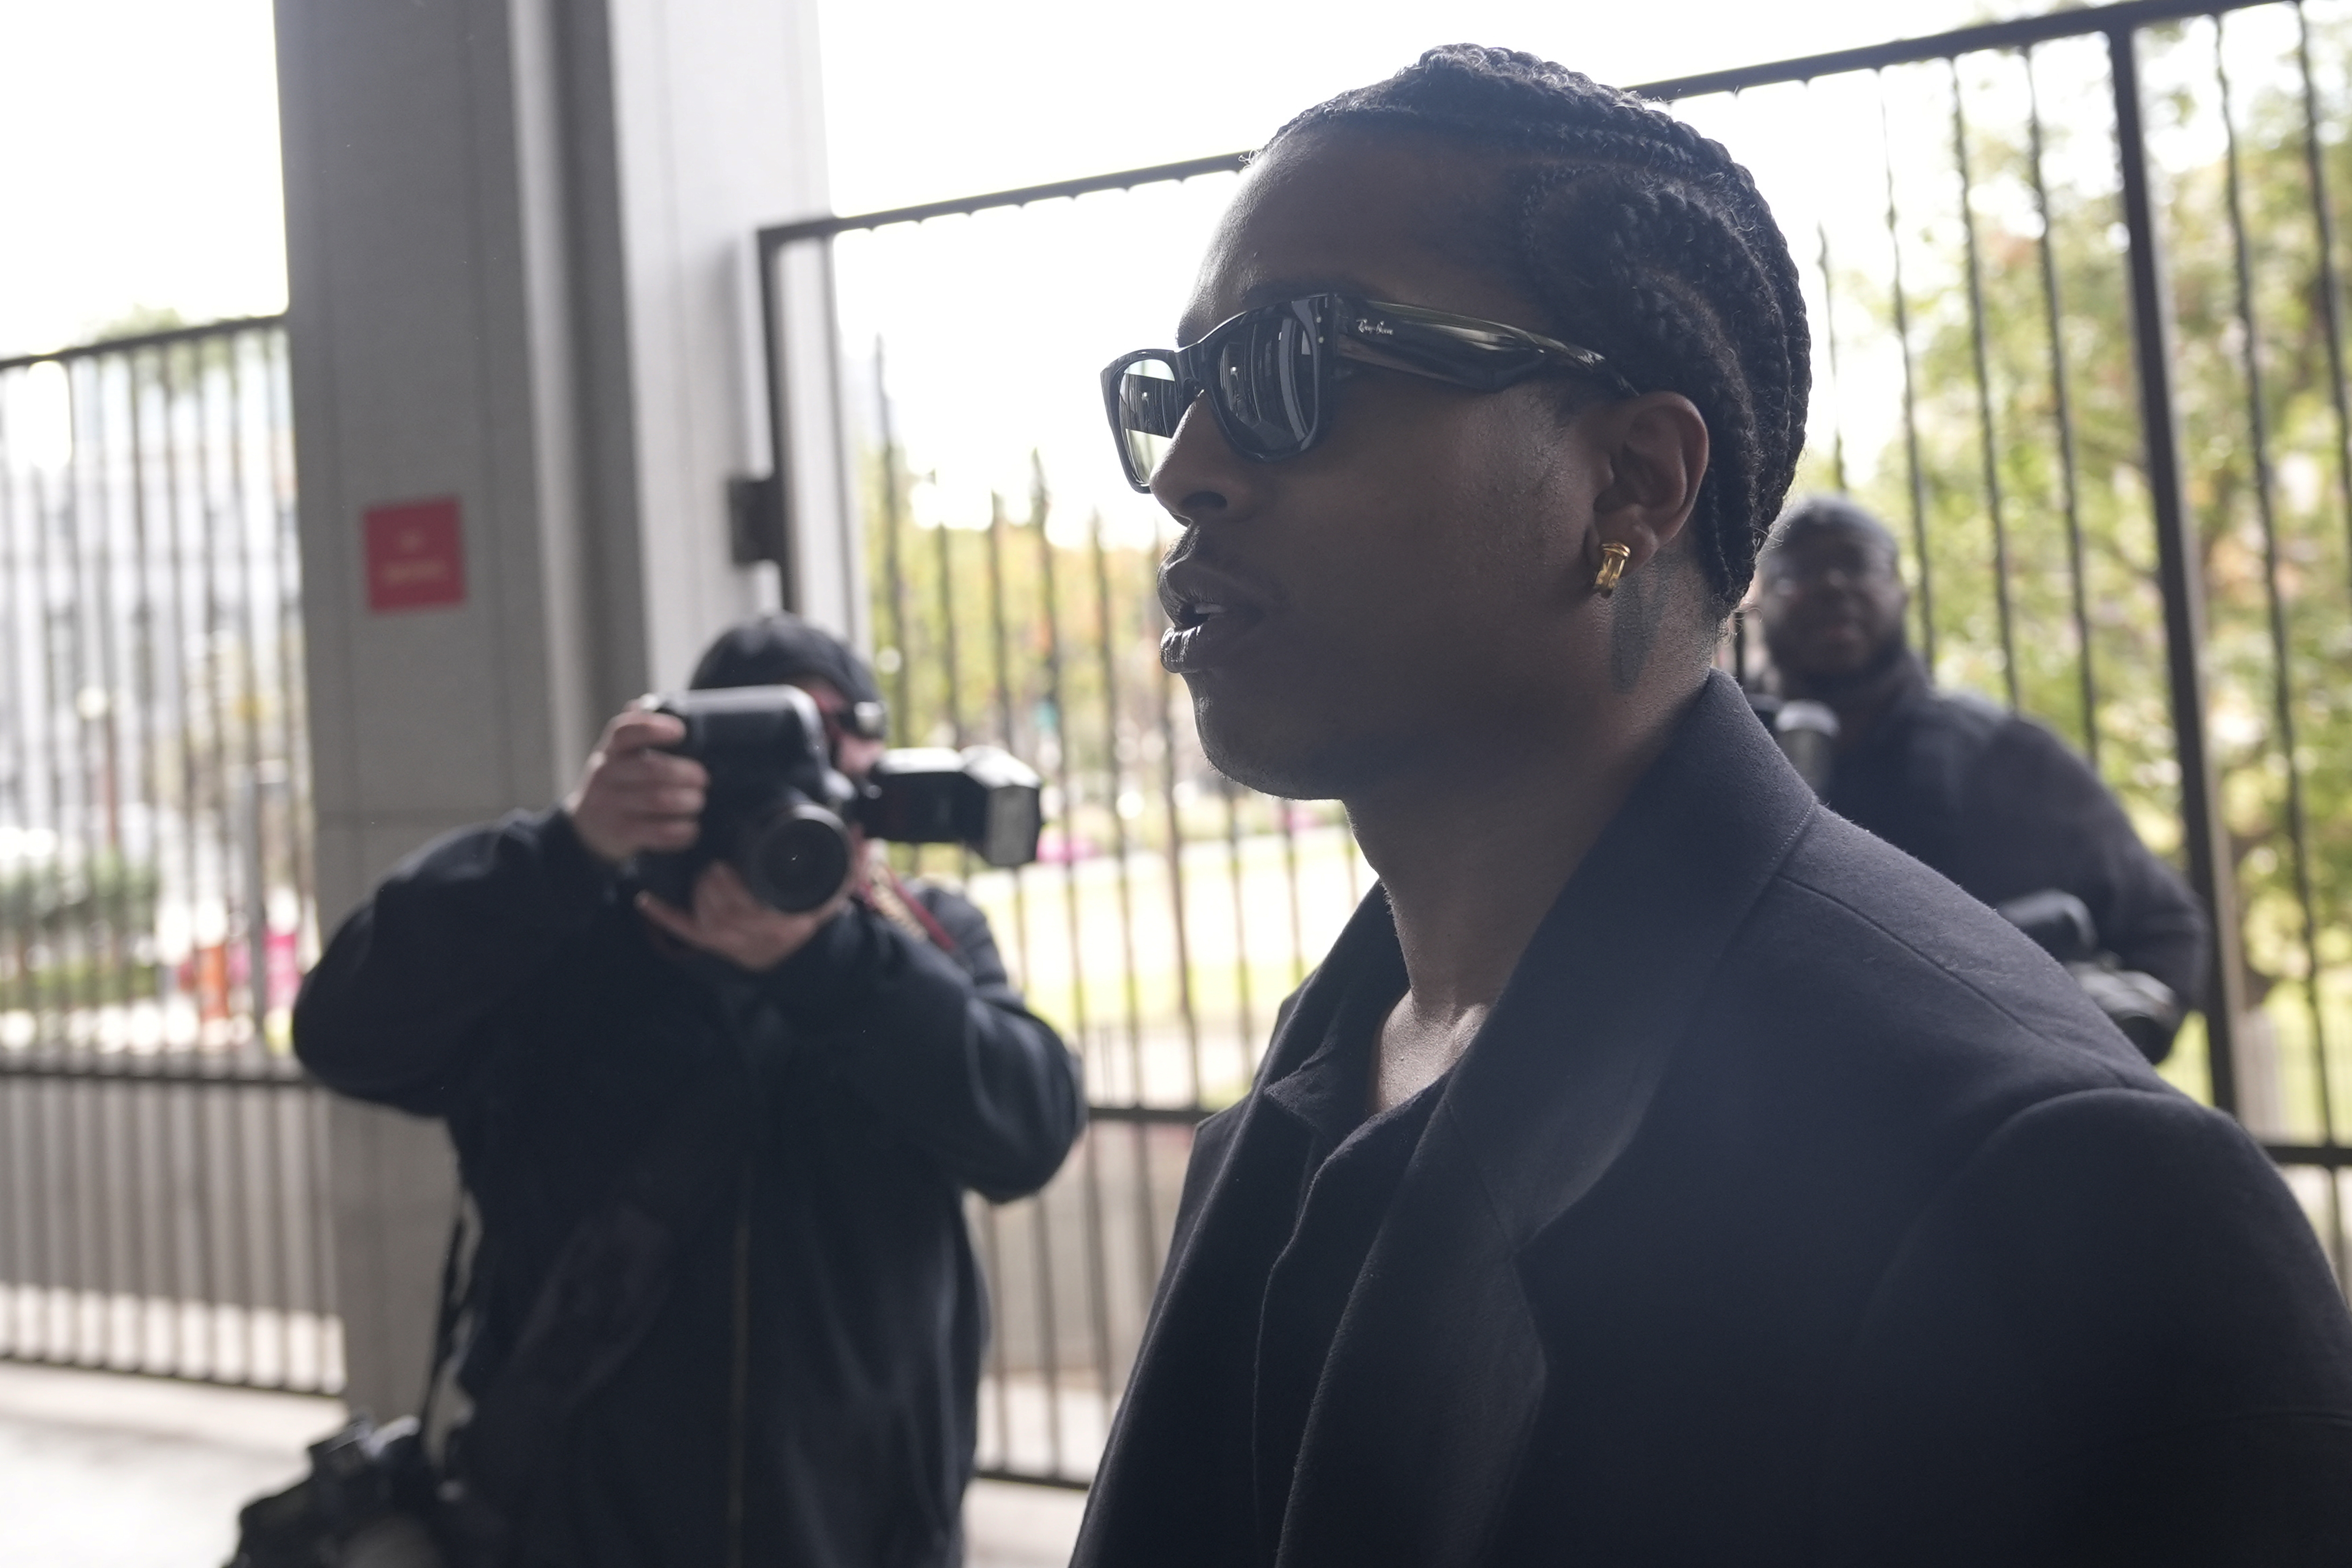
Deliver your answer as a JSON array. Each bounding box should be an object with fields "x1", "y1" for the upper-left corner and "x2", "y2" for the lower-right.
[{"x1": 275, "y1": 0, "x2": 834, "y2": 1417}]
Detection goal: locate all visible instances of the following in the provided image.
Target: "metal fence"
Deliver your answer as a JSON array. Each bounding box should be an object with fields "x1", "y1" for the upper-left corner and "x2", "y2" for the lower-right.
[
  {"x1": 0, "y1": 316, "x2": 337, "y2": 1393},
  {"x1": 753, "y1": 0, "x2": 2352, "y2": 1486}
]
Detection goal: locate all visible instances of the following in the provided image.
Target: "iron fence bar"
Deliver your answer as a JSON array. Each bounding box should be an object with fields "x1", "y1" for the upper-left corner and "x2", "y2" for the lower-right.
[
  {"x1": 2023, "y1": 48, "x2": 2103, "y2": 768},
  {"x1": 306, "y1": 1085, "x2": 337, "y2": 1384},
  {"x1": 0, "y1": 316, "x2": 289, "y2": 376},
  {"x1": 981, "y1": 487, "x2": 1072, "y2": 1474},
  {"x1": 973, "y1": 1467, "x2": 1091, "y2": 1493},
  {"x1": 1223, "y1": 778, "x2": 1255, "y2": 1069},
  {"x1": 69, "y1": 359, "x2": 125, "y2": 1338},
  {"x1": 978, "y1": 1201, "x2": 1014, "y2": 1466},
  {"x1": 1879, "y1": 76, "x2": 1938, "y2": 672},
  {"x1": 6, "y1": 1088, "x2": 26, "y2": 1352},
  {"x1": 161, "y1": 342, "x2": 205, "y2": 1060},
  {"x1": 1027, "y1": 1186, "x2": 1067, "y2": 1475},
  {"x1": 173, "y1": 338, "x2": 227, "y2": 1365},
  {"x1": 262, "y1": 330, "x2": 315, "y2": 972},
  {"x1": 1086, "y1": 515, "x2": 1161, "y2": 1312},
  {"x1": 2268, "y1": 1143, "x2": 2352, "y2": 1167},
  {"x1": 228, "y1": 338, "x2": 272, "y2": 1051},
  {"x1": 1951, "y1": 62, "x2": 2023, "y2": 711},
  {"x1": 2215, "y1": 21, "x2": 2338, "y2": 1161},
  {"x1": 0, "y1": 1053, "x2": 311, "y2": 1084},
  {"x1": 54, "y1": 371, "x2": 94, "y2": 1034},
  {"x1": 31, "y1": 1083, "x2": 57, "y2": 1356},
  {"x1": 1635, "y1": 0, "x2": 2287, "y2": 102},
  {"x1": 2295, "y1": 4, "x2": 2352, "y2": 608},
  {"x1": 1028, "y1": 465, "x2": 1120, "y2": 1431},
  {"x1": 818, "y1": 245, "x2": 863, "y2": 627},
  {"x1": 0, "y1": 393, "x2": 35, "y2": 1035},
  {"x1": 1083, "y1": 1103, "x2": 1212, "y2": 1126},
  {"x1": 1815, "y1": 217, "x2": 1851, "y2": 493},
  {"x1": 227, "y1": 341, "x2": 289, "y2": 1373},
  {"x1": 875, "y1": 344, "x2": 915, "y2": 728},
  {"x1": 755, "y1": 239, "x2": 797, "y2": 610},
  {"x1": 1153, "y1": 657, "x2": 1202, "y2": 1108},
  {"x1": 931, "y1": 489, "x2": 965, "y2": 749},
  {"x1": 128, "y1": 353, "x2": 169, "y2": 1034},
  {"x1": 1087, "y1": 512, "x2": 1149, "y2": 1098},
  {"x1": 31, "y1": 443, "x2": 81, "y2": 1037},
  {"x1": 1278, "y1": 801, "x2": 1306, "y2": 996},
  {"x1": 2108, "y1": 22, "x2": 2246, "y2": 1114},
  {"x1": 758, "y1": 153, "x2": 1250, "y2": 250},
  {"x1": 983, "y1": 491, "x2": 1034, "y2": 986},
  {"x1": 196, "y1": 339, "x2": 238, "y2": 1048},
  {"x1": 90, "y1": 360, "x2": 137, "y2": 1026}
]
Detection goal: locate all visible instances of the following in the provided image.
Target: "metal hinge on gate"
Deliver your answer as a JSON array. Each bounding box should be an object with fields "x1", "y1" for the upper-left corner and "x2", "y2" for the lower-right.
[{"x1": 727, "y1": 473, "x2": 788, "y2": 569}]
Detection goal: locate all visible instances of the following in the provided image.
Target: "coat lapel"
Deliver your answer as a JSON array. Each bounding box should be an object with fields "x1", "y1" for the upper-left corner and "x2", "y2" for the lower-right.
[
  {"x1": 1277, "y1": 672, "x2": 1821, "y2": 1567},
  {"x1": 1071, "y1": 889, "x2": 1405, "y2": 1568}
]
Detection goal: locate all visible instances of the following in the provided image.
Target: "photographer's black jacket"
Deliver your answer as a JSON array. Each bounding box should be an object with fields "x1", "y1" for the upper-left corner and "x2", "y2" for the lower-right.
[
  {"x1": 295, "y1": 810, "x2": 1082, "y2": 1568},
  {"x1": 1818, "y1": 653, "x2": 2208, "y2": 1015},
  {"x1": 1074, "y1": 672, "x2": 2352, "y2": 1568}
]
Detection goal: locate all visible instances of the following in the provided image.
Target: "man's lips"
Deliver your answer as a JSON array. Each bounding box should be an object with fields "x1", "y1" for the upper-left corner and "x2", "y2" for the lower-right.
[
  {"x1": 1161, "y1": 601, "x2": 1263, "y2": 673},
  {"x1": 1158, "y1": 556, "x2": 1274, "y2": 674}
]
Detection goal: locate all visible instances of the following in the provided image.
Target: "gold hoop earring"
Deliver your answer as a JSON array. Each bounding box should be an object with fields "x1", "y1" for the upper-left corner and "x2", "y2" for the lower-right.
[{"x1": 1593, "y1": 541, "x2": 1632, "y2": 598}]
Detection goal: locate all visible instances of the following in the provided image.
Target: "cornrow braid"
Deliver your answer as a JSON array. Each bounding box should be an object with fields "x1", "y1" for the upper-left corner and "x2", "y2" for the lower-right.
[{"x1": 1270, "y1": 45, "x2": 1811, "y2": 614}]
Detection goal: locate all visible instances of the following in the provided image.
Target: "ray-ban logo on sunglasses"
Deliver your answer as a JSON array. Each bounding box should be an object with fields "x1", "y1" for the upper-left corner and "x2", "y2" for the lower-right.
[{"x1": 1352, "y1": 317, "x2": 1392, "y2": 336}]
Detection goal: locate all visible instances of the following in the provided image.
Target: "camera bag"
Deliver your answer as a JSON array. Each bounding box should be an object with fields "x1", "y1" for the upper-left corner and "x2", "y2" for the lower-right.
[{"x1": 227, "y1": 1061, "x2": 753, "y2": 1568}]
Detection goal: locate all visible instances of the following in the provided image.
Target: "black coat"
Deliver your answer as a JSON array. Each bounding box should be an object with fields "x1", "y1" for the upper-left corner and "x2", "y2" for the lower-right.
[
  {"x1": 1074, "y1": 672, "x2": 2352, "y2": 1568},
  {"x1": 295, "y1": 810, "x2": 1083, "y2": 1568},
  {"x1": 1820, "y1": 654, "x2": 2208, "y2": 1009}
]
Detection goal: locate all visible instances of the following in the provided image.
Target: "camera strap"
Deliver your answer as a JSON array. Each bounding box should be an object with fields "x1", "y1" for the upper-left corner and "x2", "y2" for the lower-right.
[{"x1": 862, "y1": 863, "x2": 961, "y2": 957}]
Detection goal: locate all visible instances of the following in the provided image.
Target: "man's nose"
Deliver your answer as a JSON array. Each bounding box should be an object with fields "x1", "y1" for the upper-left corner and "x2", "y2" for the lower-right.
[{"x1": 1149, "y1": 394, "x2": 1263, "y2": 527}]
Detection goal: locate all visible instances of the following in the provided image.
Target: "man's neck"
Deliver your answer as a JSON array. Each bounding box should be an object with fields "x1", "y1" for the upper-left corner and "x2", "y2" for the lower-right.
[
  {"x1": 1349, "y1": 670, "x2": 1706, "y2": 1111},
  {"x1": 1781, "y1": 643, "x2": 1921, "y2": 750}
]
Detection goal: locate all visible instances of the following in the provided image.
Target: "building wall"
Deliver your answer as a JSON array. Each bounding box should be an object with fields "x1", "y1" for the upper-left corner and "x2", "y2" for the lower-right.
[{"x1": 274, "y1": 0, "x2": 837, "y2": 1416}]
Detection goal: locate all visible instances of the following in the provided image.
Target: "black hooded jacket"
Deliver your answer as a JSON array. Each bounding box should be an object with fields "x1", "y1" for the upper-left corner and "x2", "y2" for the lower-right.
[
  {"x1": 1818, "y1": 654, "x2": 2208, "y2": 1010},
  {"x1": 295, "y1": 809, "x2": 1083, "y2": 1568}
]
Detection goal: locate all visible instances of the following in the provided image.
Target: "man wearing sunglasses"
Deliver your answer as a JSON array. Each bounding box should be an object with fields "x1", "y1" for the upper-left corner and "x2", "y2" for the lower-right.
[
  {"x1": 296, "y1": 613, "x2": 1081, "y2": 1568},
  {"x1": 1077, "y1": 46, "x2": 2352, "y2": 1568}
]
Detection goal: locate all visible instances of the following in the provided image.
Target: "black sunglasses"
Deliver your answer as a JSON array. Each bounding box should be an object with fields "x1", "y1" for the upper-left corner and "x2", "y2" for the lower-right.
[{"x1": 1099, "y1": 293, "x2": 1632, "y2": 492}]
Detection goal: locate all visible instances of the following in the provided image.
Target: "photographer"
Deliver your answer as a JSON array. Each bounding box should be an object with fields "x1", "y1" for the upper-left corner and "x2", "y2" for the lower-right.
[
  {"x1": 1753, "y1": 495, "x2": 2209, "y2": 1061},
  {"x1": 294, "y1": 614, "x2": 1082, "y2": 1568}
]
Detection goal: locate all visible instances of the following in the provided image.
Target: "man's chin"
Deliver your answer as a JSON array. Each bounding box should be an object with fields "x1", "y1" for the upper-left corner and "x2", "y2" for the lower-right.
[
  {"x1": 1786, "y1": 635, "x2": 1909, "y2": 695},
  {"x1": 1194, "y1": 703, "x2": 1355, "y2": 804}
]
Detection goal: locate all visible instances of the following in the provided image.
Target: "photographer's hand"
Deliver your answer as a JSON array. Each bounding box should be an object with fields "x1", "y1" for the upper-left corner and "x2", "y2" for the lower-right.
[
  {"x1": 564, "y1": 708, "x2": 708, "y2": 865},
  {"x1": 637, "y1": 862, "x2": 851, "y2": 972}
]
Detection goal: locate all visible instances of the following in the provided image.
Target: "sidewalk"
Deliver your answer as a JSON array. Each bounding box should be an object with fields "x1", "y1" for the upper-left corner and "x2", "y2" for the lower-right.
[{"x1": 0, "y1": 1362, "x2": 1082, "y2": 1568}]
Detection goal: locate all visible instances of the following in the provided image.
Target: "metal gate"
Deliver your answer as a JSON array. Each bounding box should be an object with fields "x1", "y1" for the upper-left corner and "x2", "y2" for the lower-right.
[
  {"x1": 749, "y1": 0, "x2": 2352, "y2": 1486},
  {"x1": 0, "y1": 316, "x2": 337, "y2": 1393}
]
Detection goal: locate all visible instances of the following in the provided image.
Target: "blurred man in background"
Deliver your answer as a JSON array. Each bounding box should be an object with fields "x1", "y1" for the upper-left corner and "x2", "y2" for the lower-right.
[{"x1": 1754, "y1": 495, "x2": 2207, "y2": 1061}]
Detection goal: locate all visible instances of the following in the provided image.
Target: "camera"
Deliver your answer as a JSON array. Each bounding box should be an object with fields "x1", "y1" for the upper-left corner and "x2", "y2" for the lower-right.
[
  {"x1": 636, "y1": 685, "x2": 1044, "y2": 913},
  {"x1": 1995, "y1": 888, "x2": 2182, "y2": 1059}
]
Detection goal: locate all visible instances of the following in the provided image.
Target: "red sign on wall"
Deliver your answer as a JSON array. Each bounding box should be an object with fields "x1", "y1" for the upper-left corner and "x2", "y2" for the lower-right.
[{"x1": 364, "y1": 496, "x2": 467, "y2": 612}]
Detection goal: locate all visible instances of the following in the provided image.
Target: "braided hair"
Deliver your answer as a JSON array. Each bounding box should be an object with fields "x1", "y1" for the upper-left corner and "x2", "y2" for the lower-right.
[{"x1": 1269, "y1": 46, "x2": 1811, "y2": 616}]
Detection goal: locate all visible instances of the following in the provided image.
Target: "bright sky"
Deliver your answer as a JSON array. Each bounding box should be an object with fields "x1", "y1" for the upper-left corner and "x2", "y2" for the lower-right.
[
  {"x1": 0, "y1": 0, "x2": 2032, "y2": 358},
  {"x1": 0, "y1": 0, "x2": 2037, "y2": 532}
]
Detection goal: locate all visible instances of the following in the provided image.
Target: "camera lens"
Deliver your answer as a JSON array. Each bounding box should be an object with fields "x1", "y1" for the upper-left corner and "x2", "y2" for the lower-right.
[{"x1": 739, "y1": 805, "x2": 853, "y2": 913}]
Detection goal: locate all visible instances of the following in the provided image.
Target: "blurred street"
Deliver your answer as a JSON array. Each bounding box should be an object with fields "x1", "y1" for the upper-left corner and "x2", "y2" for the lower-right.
[{"x1": 0, "y1": 1362, "x2": 1082, "y2": 1568}]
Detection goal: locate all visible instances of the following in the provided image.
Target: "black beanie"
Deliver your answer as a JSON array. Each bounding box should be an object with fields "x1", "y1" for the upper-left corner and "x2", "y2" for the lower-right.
[{"x1": 688, "y1": 614, "x2": 883, "y2": 706}]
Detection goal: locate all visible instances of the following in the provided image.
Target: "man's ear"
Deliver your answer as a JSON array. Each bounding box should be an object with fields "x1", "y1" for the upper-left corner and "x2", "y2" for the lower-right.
[{"x1": 1588, "y1": 392, "x2": 1709, "y2": 570}]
